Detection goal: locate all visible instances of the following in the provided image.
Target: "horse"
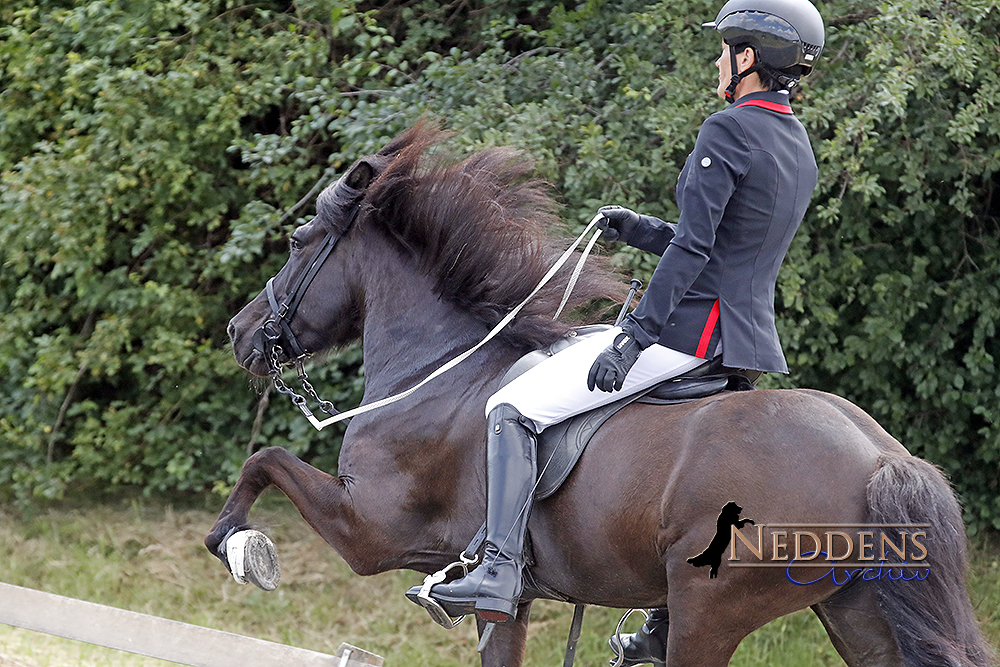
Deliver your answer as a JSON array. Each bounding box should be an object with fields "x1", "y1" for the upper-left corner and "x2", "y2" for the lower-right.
[{"x1": 206, "y1": 122, "x2": 993, "y2": 667}]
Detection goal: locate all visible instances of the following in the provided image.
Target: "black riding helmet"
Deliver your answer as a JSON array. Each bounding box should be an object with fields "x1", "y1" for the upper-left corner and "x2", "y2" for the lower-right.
[{"x1": 704, "y1": 0, "x2": 825, "y2": 100}]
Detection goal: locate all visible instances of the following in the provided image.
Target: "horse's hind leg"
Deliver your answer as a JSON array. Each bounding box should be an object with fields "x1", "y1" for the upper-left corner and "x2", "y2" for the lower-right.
[
  {"x1": 478, "y1": 599, "x2": 532, "y2": 667},
  {"x1": 660, "y1": 552, "x2": 842, "y2": 667},
  {"x1": 811, "y1": 583, "x2": 902, "y2": 667},
  {"x1": 658, "y1": 569, "x2": 760, "y2": 666}
]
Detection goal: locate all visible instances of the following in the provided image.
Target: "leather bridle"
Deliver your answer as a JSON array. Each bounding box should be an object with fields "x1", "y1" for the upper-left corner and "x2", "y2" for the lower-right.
[
  {"x1": 257, "y1": 227, "x2": 343, "y2": 361},
  {"x1": 252, "y1": 184, "x2": 364, "y2": 364},
  {"x1": 249, "y1": 181, "x2": 366, "y2": 422}
]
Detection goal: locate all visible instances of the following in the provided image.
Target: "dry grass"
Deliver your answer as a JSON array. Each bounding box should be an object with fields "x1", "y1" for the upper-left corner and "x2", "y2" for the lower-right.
[{"x1": 0, "y1": 494, "x2": 997, "y2": 666}]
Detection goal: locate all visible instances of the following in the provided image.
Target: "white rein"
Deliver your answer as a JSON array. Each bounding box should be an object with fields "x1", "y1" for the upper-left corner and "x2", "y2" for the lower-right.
[{"x1": 300, "y1": 214, "x2": 605, "y2": 431}]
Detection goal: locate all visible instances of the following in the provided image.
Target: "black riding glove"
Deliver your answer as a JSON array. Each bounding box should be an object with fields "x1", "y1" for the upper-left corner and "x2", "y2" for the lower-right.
[
  {"x1": 587, "y1": 325, "x2": 646, "y2": 393},
  {"x1": 596, "y1": 205, "x2": 641, "y2": 244}
]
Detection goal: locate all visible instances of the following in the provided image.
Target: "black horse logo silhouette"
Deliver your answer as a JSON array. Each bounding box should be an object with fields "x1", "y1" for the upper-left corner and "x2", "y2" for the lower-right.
[{"x1": 687, "y1": 501, "x2": 755, "y2": 578}]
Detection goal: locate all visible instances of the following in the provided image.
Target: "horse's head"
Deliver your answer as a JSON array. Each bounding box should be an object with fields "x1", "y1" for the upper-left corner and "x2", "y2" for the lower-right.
[{"x1": 228, "y1": 158, "x2": 379, "y2": 376}]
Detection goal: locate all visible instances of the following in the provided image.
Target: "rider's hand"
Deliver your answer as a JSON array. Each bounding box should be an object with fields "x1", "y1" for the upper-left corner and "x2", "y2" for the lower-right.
[
  {"x1": 587, "y1": 326, "x2": 645, "y2": 393},
  {"x1": 596, "y1": 205, "x2": 641, "y2": 243}
]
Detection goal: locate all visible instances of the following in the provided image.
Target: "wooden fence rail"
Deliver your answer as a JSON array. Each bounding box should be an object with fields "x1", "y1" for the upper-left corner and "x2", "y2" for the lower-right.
[{"x1": 0, "y1": 582, "x2": 383, "y2": 667}]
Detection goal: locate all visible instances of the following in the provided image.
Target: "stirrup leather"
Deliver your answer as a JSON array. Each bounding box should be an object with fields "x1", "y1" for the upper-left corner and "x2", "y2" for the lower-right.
[{"x1": 610, "y1": 609, "x2": 653, "y2": 667}]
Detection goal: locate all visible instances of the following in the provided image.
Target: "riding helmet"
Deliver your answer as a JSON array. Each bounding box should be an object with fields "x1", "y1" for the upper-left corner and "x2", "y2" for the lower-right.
[{"x1": 704, "y1": 0, "x2": 825, "y2": 77}]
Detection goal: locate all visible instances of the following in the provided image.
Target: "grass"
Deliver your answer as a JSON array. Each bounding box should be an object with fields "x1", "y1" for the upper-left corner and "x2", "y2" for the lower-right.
[{"x1": 0, "y1": 493, "x2": 997, "y2": 666}]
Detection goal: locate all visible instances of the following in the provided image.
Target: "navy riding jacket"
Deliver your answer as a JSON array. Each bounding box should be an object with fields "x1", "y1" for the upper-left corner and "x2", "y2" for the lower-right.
[{"x1": 622, "y1": 91, "x2": 817, "y2": 374}]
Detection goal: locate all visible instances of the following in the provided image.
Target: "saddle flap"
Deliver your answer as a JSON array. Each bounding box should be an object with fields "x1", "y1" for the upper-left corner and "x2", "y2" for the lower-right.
[
  {"x1": 534, "y1": 394, "x2": 633, "y2": 500},
  {"x1": 534, "y1": 373, "x2": 744, "y2": 500}
]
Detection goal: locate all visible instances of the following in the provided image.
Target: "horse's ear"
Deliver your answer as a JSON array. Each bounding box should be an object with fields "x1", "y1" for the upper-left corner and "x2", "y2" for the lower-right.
[{"x1": 344, "y1": 161, "x2": 374, "y2": 191}]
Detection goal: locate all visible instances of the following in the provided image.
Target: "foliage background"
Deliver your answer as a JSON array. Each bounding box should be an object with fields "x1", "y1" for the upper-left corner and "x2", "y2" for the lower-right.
[{"x1": 2, "y1": 0, "x2": 998, "y2": 532}]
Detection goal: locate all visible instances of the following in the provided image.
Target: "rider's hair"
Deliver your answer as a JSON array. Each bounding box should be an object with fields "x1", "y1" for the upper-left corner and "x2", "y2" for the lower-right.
[{"x1": 756, "y1": 65, "x2": 792, "y2": 92}]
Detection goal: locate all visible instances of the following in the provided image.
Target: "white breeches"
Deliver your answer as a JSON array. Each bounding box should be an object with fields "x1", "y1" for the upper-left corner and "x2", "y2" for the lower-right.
[{"x1": 486, "y1": 327, "x2": 706, "y2": 432}]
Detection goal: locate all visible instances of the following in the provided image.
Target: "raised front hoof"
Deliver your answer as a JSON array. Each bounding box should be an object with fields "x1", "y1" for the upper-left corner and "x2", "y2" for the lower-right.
[{"x1": 226, "y1": 529, "x2": 280, "y2": 591}]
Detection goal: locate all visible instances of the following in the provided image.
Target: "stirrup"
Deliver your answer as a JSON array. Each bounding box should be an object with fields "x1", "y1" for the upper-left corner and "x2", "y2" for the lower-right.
[
  {"x1": 414, "y1": 552, "x2": 479, "y2": 629},
  {"x1": 609, "y1": 609, "x2": 649, "y2": 667}
]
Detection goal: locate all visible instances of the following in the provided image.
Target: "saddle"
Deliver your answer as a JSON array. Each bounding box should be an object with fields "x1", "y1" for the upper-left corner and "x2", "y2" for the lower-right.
[{"x1": 500, "y1": 325, "x2": 757, "y2": 500}]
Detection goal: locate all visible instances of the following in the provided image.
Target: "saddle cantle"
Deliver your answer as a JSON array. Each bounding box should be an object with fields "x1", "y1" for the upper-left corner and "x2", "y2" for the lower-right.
[{"x1": 498, "y1": 325, "x2": 756, "y2": 500}]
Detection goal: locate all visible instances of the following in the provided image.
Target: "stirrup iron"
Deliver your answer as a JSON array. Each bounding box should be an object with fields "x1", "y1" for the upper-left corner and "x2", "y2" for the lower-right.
[
  {"x1": 609, "y1": 609, "x2": 649, "y2": 667},
  {"x1": 414, "y1": 552, "x2": 479, "y2": 629}
]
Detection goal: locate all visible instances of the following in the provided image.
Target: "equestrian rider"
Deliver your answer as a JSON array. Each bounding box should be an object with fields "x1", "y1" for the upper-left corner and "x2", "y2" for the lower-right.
[{"x1": 405, "y1": 0, "x2": 825, "y2": 656}]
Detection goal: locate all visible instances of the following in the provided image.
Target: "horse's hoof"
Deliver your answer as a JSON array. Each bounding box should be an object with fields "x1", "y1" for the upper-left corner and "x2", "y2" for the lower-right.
[{"x1": 225, "y1": 529, "x2": 280, "y2": 591}]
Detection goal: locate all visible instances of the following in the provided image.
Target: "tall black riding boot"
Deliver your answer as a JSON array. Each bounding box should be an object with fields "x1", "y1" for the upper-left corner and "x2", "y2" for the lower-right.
[
  {"x1": 608, "y1": 608, "x2": 669, "y2": 667},
  {"x1": 407, "y1": 403, "x2": 537, "y2": 624}
]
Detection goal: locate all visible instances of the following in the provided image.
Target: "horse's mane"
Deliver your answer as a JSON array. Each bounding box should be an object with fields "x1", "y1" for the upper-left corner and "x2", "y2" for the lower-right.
[{"x1": 363, "y1": 122, "x2": 624, "y2": 351}]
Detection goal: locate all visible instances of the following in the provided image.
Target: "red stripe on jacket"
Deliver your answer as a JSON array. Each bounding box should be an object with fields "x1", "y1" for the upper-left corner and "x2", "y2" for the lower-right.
[{"x1": 696, "y1": 299, "x2": 721, "y2": 358}]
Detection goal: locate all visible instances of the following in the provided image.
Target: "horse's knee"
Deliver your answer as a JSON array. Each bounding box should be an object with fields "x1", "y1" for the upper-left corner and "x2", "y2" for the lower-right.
[
  {"x1": 243, "y1": 445, "x2": 288, "y2": 469},
  {"x1": 205, "y1": 448, "x2": 291, "y2": 558},
  {"x1": 239, "y1": 446, "x2": 293, "y2": 487}
]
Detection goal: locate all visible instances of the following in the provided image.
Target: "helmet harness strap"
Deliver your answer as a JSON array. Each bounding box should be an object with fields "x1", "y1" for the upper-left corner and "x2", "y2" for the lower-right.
[{"x1": 725, "y1": 43, "x2": 762, "y2": 103}]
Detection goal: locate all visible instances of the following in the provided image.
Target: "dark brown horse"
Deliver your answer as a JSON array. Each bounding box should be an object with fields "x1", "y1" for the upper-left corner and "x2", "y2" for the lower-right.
[{"x1": 207, "y1": 123, "x2": 993, "y2": 667}]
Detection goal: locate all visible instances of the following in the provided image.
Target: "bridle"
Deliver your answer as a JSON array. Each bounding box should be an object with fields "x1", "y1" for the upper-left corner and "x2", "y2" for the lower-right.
[{"x1": 251, "y1": 186, "x2": 365, "y2": 424}]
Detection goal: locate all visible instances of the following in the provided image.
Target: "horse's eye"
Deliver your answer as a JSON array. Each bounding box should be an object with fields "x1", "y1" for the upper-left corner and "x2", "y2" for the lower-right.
[{"x1": 289, "y1": 236, "x2": 303, "y2": 252}]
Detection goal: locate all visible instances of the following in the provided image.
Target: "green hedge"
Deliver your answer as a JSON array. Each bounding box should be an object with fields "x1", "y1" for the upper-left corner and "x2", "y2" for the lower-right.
[{"x1": 2, "y1": 0, "x2": 998, "y2": 532}]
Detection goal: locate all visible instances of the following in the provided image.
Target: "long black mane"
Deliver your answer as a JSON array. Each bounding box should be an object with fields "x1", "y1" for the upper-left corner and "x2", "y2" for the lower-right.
[{"x1": 362, "y1": 122, "x2": 624, "y2": 351}]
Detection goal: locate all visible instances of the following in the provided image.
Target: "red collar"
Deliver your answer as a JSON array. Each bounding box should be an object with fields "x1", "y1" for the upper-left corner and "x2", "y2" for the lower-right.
[{"x1": 734, "y1": 99, "x2": 794, "y2": 115}]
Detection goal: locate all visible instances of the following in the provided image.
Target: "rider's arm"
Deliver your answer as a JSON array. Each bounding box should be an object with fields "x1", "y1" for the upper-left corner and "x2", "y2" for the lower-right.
[{"x1": 624, "y1": 215, "x2": 677, "y2": 255}]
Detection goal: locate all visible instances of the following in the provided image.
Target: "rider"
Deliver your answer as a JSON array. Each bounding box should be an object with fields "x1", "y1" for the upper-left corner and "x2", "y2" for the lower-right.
[{"x1": 405, "y1": 0, "x2": 825, "y2": 649}]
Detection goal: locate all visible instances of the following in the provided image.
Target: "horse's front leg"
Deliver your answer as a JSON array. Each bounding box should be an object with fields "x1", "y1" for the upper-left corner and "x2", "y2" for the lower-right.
[
  {"x1": 204, "y1": 446, "x2": 351, "y2": 576},
  {"x1": 477, "y1": 599, "x2": 532, "y2": 667}
]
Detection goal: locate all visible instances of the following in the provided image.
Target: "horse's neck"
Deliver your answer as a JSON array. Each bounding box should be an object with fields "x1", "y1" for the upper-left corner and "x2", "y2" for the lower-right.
[{"x1": 356, "y1": 241, "x2": 516, "y2": 403}]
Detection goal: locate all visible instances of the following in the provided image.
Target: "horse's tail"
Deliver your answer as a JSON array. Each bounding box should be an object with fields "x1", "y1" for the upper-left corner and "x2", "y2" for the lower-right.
[{"x1": 866, "y1": 454, "x2": 995, "y2": 667}]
